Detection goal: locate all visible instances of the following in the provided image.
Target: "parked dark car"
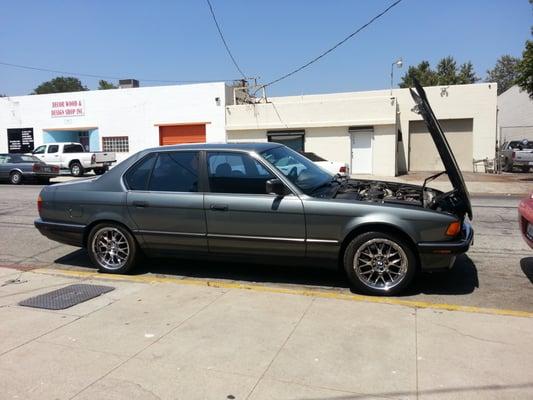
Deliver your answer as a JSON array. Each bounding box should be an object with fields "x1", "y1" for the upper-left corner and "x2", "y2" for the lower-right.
[
  {"x1": 0, "y1": 153, "x2": 59, "y2": 184},
  {"x1": 34, "y1": 81, "x2": 474, "y2": 295}
]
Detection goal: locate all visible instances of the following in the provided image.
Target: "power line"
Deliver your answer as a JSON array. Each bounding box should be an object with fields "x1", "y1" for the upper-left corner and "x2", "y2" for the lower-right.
[
  {"x1": 0, "y1": 61, "x2": 236, "y2": 84},
  {"x1": 205, "y1": 0, "x2": 247, "y2": 79},
  {"x1": 259, "y1": 0, "x2": 404, "y2": 90}
]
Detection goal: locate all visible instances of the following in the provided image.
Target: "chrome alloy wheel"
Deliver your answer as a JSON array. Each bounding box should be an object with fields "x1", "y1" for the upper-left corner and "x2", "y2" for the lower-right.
[
  {"x1": 353, "y1": 238, "x2": 408, "y2": 291},
  {"x1": 91, "y1": 227, "x2": 130, "y2": 270}
]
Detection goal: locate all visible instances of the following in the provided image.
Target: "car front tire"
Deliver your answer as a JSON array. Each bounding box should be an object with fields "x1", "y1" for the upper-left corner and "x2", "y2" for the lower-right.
[
  {"x1": 9, "y1": 171, "x2": 22, "y2": 185},
  {"x1": 87, "y1": 223, "x2": 138, "y2": 274},
  {"x1": 343, "y1": 231, "x2": 417, "y2": 296}
]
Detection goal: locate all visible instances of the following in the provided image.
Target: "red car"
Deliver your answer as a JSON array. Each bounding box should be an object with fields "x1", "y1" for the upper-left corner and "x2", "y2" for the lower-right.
[{"x1": 518, "y1": 192, "x2": 533, "y2": 249}]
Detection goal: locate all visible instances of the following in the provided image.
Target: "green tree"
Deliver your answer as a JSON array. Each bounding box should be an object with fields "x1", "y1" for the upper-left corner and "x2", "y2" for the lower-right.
[
  {"x1": 398, "y1": 61, "x2": 437, "y2": 88},
  {"x1": 399, "y1": 57, "x2": 478, "y2": 88},
  {"x1": 436, "y1": 56, "x2": 458, "y2": 85},
  {"x1": 486, "y1": 55, "x2": 520, "y2": 94},
  {"x1": 32, "y1": 76, "x2": 88, "y2": 94},
  {"x1": 516, "y1": 41, "x2": 533, "y2": 98},
  {"x1": 98, "y1": 80, "x2": 117, "y2": 90},
  {"x1": 457, "y1": 61, "x2": 479, "y2": 84}
]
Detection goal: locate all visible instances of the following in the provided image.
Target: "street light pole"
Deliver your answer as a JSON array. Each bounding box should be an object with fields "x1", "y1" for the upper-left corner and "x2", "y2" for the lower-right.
[{"x1": 390, "y1": 58, "x2": 403, "y2": 96}]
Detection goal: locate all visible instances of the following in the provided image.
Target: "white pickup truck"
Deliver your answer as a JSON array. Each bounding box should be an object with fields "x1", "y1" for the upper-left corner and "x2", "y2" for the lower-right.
[
  {"x1": 31, "y1": 142, "x2": 116, "y2": 176},
  {"x1": 500, "y1": 140, "x2": 533, "y2": 172}
]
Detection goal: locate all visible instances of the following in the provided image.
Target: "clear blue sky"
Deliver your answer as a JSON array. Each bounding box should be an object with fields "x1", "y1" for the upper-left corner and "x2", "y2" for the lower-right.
[{"x1": 0, "y1": 0, "x2": 531, "y2": 96}]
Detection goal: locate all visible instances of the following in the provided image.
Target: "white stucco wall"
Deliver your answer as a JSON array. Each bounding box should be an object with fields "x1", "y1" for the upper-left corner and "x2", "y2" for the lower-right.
[
  {"x1": 497, "y1": 85, "x2": 533, "y2": 141},
  {"x1": 226, "y1": 83, "x2": 497, "y2": 176},
  {"x1": 394, "y1": 83, "x2": 498, "y2": 172},
  {"x1": 0, "y1": 83, "x2": 227, "y2": 163}
]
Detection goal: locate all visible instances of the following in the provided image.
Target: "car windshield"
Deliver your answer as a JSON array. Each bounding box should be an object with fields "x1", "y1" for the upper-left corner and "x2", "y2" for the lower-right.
[{"x1": 261, "y1": 146, "x2": 333, "y2": 194}]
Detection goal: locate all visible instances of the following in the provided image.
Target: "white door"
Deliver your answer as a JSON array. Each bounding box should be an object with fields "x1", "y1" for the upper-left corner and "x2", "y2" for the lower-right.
[{"x1": 351, "y1": 131, "x2": 373, "y2": 174}]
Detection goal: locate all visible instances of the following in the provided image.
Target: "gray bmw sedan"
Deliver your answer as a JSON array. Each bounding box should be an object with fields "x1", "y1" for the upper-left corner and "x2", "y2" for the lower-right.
[{"x1": 35, "y1": 81, "x2": 473, "y2": 295}]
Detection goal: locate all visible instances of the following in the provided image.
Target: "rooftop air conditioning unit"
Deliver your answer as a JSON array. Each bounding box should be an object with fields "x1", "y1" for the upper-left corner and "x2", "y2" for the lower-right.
[{"x1": 118, "y1": 79, "x2": 139, "y2": 89}]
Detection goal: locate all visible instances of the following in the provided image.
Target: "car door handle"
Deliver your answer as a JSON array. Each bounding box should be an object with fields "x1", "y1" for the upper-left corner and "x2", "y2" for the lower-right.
[
  {"x1": 210, "y1": 204, "x2": 228, "y2": 211},
  {"x1": 132, "y1": 200, "x2": 148, "y2": 208}
]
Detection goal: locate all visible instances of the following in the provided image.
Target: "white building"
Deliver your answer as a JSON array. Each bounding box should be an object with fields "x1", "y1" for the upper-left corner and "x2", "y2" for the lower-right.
[
  {"x1": 0, "y1": 81, "x2": 498, "y2": 176},
  {"x1": 0, "y1": 82, "x2": 228, "y2": 164},
  {"x1": 227, "y1": 83, "x2": 498, "y2": 175},
  {"x1": 498, "y1": 85, "x2": 533, "y2": 143}
]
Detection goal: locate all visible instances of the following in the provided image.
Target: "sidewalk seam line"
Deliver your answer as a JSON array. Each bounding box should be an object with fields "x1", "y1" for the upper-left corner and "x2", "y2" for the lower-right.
[
  {"x1": 245, "y1": 297, "x2": 315, "y2": 400},
  {"x1": 68, "y1": 289, "x2": 228, "y2": 400},
  {"x1": 0, "y1": 274, "x2": 113, "y2": 358}
]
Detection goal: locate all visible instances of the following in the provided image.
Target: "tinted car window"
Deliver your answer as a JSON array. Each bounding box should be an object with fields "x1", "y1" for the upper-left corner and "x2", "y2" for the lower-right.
[
  {"x1": 149, "y1": 152, "x2": 199, "y2": 192},
  {"x1": 33, "y1": 145, "x2": 46, "y2": 154},
  {"x1": 63, "y1": 144, "x2": 84, "y2": 153},
  {"x1": 207, "y1": 152, "x2": 274, "y2": 194},
  {"x1": 124, "y1": 153, "x2": 157, "y2": 190},
  {"x1": 48, "y1": 145, "x2": 59, "y2": 153},
  {"x1": 17, "y1": 155, "x2": 40, "y2": 163},
  {"x1": 0, "y1": 155, "x2": 12, "y2": 164}
]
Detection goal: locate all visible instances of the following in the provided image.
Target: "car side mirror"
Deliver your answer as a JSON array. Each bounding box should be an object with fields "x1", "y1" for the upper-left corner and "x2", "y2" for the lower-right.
[{"x1": 266, "y1": 178, "x2": 287, "y2": 197}]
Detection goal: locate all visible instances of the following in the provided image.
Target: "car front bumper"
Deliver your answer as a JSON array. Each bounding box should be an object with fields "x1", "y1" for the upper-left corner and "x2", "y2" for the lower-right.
[
  {"x1": 34, "y1": 218, "x2": 85, "y2": 247},
  {"x1": 416, "y1": 221, "x2": 474, "y2": 271}
]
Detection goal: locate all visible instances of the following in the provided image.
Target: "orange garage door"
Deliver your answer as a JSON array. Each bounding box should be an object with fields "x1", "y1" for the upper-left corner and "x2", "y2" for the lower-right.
[{"x1": 159, "y1": 124, "x2": 206, "y2": 145}]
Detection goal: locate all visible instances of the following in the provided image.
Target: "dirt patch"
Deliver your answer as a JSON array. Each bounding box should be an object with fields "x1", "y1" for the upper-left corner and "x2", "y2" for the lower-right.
[{"x1": 0, "y1": 264, "x2": 40, "y2": 272}]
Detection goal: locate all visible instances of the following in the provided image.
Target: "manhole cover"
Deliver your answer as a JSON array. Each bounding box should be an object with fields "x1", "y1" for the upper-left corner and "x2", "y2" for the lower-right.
[{"x1": 19, "y1": 284, "x2": 115, "y2": 310}]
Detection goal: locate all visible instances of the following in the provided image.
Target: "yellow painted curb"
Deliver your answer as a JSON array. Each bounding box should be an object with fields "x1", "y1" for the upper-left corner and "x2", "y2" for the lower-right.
[{"x1": 33, "y1": 268, "x2": 533, "y2": 319}]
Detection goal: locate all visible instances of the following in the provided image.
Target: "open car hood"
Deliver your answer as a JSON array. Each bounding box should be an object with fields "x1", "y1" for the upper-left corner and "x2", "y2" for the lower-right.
[{"x1": 409, "y1": 79, "x2": 473, "y2": 220}]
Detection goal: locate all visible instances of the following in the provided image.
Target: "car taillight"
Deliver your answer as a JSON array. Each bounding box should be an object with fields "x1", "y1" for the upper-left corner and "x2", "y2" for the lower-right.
[
  {"x1": 339, "y1": 166, "x2": 347, "y2": 173},
  {"x1": 446, "y1": 221, "x2": 462, "y2": 236},
  {"x1": 37, "y1": 195, "x2": 43, "y2": 214},
  {"x1": 33, "y1": 163, "x2": 41, "y2": 172},
  {"x1": 91, "y1": 154, "x2": 96, "y2": 164}
]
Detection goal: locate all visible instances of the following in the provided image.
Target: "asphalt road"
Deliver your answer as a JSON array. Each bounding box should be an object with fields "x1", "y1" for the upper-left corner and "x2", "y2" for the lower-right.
[{"x1": 0, "y1": 182, "x2": 532, "y2": 312}]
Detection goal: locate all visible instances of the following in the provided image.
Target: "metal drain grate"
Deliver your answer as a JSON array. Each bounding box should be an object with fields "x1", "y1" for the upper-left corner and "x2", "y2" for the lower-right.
[{"x1": 19, "y1": 284, "x2": 115, "y2": 310}]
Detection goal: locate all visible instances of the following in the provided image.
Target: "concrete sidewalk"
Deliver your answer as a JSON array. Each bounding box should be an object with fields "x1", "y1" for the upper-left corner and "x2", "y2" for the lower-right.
[{"x1": 1, "y1": 266, "x2": 532, "y2": 400}]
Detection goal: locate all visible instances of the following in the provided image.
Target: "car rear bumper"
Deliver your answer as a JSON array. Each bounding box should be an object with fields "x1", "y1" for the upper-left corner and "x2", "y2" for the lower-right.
[{"x1": 34, "y1": 218, "x2": 85, "y2": 247}]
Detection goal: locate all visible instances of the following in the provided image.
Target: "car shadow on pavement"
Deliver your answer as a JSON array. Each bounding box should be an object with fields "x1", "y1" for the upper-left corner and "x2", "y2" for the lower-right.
[
  {"x1": 54, "y1": 250, "x2": 479, "y2": 296},
  {"x1": 404, "y1": 254, "x2": 479, "y2": 296},
  {"x1": 520, "y1": 257, "x2": 533, "y2": 284}
]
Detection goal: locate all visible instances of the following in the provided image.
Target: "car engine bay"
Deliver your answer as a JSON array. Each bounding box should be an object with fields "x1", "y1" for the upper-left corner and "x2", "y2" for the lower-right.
[{"x1": 330, "y1": 179, "x2": 467, "y2": 218}]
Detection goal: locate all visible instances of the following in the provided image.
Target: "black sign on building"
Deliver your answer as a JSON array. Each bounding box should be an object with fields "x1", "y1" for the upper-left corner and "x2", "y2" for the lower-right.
[{"x1": 7, "y1": 128, "x2": 34, "y2": 153}]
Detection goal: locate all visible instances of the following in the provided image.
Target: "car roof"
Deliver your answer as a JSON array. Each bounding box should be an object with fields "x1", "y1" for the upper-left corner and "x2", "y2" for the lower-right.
[{"x1": 144, "y1": 142, "x2": 282, "y2": 153}]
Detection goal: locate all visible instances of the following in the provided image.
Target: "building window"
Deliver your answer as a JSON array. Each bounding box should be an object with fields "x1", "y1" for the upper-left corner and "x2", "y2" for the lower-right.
[
  {"x1": 102, "y1": 136, "x2": 129, "y2": 153},
  {"x1": 267, "y1": 130, "x2": 305, "y2": 152}
]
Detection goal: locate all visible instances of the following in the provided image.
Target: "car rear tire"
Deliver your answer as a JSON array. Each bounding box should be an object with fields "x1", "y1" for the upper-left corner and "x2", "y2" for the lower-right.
[
  {"x1": 9, "y1": 171, "x2": 22, "y2": 185},
  {"x1": 343, "y1": 231, "x2": 417, "y2": 296},
  {"x1": 70, "y1": 162, "x2": 84, "y2": 177},
  {"x1": 87, "y1": 223, "x2": 138, "y2": 274}
]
